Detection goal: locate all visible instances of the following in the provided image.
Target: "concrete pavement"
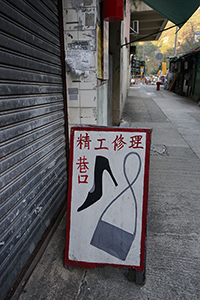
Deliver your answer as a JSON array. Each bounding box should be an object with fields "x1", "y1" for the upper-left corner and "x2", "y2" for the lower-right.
[{"x1": 18, "y1": 84, "x2": 200, "y2": 300}]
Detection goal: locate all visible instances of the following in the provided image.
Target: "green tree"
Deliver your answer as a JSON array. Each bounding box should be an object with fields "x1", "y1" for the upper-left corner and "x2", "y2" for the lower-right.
[{"x1": 133, "y1": 8, "x2": 200, "y2": 75}]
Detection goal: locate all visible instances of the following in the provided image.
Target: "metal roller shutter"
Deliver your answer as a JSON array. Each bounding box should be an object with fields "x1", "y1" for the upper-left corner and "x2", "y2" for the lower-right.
[{"x1": 0, "y1": 0, "x2": 68, "y2": 298}]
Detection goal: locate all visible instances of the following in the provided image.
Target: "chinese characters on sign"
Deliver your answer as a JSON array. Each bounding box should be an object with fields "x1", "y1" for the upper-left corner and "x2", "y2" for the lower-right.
[
  {"x1": 76, "y1": 133, "x2": 144, "y2": 184},
  {"x1": 65, "y1": 126, "x2": 151, "y2": 271}
]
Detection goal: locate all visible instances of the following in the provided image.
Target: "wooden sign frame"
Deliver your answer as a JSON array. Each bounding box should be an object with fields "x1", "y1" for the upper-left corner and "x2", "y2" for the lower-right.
[{"x1": 64, "y1": 126, "x2": 151, "y2": 272}]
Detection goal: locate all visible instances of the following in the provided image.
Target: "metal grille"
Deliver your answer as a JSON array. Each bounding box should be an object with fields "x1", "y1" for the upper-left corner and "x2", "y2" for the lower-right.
[{"x1": 0, "y1": 0, "x2": 67, "y2": 297}]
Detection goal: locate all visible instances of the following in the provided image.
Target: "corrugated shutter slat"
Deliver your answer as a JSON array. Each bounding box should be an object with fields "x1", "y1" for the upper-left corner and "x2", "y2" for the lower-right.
[{"x1": 0, "y1": 0, "x2": 67, "y2": 298}]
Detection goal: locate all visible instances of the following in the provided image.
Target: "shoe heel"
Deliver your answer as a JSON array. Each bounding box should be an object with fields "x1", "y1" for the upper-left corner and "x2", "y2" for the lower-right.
[{"x1": 107, "y1": 165, "x2": 118, "y2": 187}]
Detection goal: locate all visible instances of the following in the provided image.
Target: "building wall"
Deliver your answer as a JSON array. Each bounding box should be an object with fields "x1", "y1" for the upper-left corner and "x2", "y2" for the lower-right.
[
  {"x1": 63, "y1": 0, "x2": 131, "y2": 128},
  {"x1": 62, "y1": 0, "x2": 98, "y2": 131},
  {"x1": 110, "y1": 21, "x2": 121, "y2": 126},
  {"x1": 97, "y1": 82, "x2": 108, "y2": 125},
  {"x1": 96, "y1": 20, "x2": 110, "y2": 126},
  {"x1": 194, "y1": 52, "x2": 200, "y2": 97},
  {"x1": 120, "y1": 0, "x2": 131, "y2": 119}
]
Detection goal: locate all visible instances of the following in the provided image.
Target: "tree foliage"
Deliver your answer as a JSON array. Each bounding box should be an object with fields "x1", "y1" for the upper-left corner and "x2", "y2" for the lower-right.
[{"x1": 134, "y1": 8, "x2": 200, "y2": 75}]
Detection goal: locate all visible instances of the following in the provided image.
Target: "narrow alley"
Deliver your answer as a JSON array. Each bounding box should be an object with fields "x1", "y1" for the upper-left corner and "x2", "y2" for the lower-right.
[{"x1": 18, "y1": 85, "x2": 200, "y2": 300}]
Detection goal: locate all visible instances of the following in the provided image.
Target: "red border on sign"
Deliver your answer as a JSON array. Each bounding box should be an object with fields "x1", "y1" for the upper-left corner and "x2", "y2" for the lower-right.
[{"x1": 64, "y1": 126, "x2": 151, "y2": 271}]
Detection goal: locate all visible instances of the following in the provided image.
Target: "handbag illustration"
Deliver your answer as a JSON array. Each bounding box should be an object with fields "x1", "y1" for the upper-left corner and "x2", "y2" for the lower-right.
[{"x1": 78, "y1": 152, "x2": 141, "y2": 261}]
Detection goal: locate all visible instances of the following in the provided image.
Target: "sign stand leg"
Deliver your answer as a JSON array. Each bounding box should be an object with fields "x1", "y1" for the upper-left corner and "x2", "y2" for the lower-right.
[{"x1": 127, "y1": 235, "x2": 146, "y2": 284}]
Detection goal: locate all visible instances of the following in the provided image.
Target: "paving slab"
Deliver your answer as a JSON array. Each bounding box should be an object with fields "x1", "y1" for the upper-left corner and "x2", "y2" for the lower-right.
[{"x1": 18, "y1": 217, "x2": 85, "y2": 300}]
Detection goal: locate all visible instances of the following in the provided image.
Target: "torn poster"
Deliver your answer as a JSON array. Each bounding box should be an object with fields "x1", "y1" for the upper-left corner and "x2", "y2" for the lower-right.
[{"x1": 65, "y1": 41, "x2": 91, "y2": 77}]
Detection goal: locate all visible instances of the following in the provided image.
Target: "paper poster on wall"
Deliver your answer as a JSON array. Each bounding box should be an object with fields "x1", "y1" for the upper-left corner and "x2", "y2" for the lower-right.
[
  {"x1": 64, "y1": 126, "x2": 151, "y2": 271},
  {"x1": 65, "y1": 41, "x2": 91, "y2": 77}
]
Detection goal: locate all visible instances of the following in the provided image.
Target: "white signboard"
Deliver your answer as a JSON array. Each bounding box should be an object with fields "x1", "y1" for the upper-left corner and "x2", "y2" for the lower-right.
[{"x1": 65, "y1": 126, "x2": 151, "y2": 271}]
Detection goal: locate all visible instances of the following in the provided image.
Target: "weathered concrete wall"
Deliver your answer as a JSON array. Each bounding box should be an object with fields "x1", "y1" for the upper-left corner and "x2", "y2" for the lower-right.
[
  {"x1": 130, "y1": 0, "x2": 152, "y2": 12},
  {"x1": 109, "y1": 22, "x2": 121, "y2": 126},
  {"x1": 97, "y1": 82, "x2": 108, "y2": 125},
  {"x1": 120, "y1": 25, "x2": 130, "y2": 119},
  {"x1": 96, "y1": 20, "x2": 110, "y2": 126},
  {"x1": 109, "y1": 1, "x2": 130, "y2": 126},
  {"x1": 120, "y1": 0, "x2": 131, "y2": 120},
  {"x1": 63, "y1": 0, "x2": 131, "y2": 128},
  {"x1": 108, "y1": 54, "x2": 113, "y2": 126},
  {"x1": 62, "y1": 0, "x2": 98, "y2": 131}
]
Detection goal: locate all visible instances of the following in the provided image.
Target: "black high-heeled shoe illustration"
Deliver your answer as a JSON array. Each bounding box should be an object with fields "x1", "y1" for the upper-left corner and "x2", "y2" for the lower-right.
[{"x1": 77, "y1": 156, "x2": 118, "y2": 212}]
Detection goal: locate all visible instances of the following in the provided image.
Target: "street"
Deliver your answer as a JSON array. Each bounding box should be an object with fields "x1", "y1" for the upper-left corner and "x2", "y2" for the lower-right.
[{"x1": 19, "y1": 84, "x2": 200, "y2": 300}]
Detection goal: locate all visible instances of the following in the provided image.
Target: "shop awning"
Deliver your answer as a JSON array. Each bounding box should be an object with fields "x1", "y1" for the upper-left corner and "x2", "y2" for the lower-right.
[{"x1": 142, "y1": 0, "x2": 199, "y2": 27}]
